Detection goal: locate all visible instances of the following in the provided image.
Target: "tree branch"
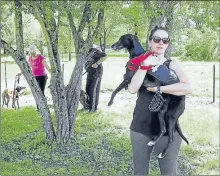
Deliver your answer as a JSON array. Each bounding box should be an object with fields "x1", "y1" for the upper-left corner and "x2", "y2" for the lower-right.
[
  {"x1": 92, "y1": 8, "x2": 104, "y2": 39},
  {"x1": 78, "y1": 1, "x2": 91, "y2": 33},
  {"x1": 1, "y1": 39, "x2": 17, "y2": 59},
  {"x1": 67, "y1": 10, "x2": 78, "y2": 42}
]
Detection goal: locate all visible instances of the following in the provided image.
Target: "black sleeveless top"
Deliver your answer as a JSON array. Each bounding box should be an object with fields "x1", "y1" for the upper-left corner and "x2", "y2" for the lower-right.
[{"x1": 130, "y1": 60, "x2": 172, "y2": 137}]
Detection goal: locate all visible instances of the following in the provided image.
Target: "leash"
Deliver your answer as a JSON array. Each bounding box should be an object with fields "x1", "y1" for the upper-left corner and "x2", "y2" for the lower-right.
[
  {"x1": 5, "y1": 60, "x2": 7, "y2": 89},
  {"x1": 12, "y1": 73, "x2": 22, "y2": 109},
  {"x1": 82, "y1": 71, "x2": 87, "y2": 76}
]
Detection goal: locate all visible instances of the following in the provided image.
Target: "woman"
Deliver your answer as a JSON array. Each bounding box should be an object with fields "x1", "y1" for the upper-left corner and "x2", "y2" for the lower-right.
[
  {"x1": 128, "y1": 26, "x2": 192, "y2": 175},
  {"x1": 28, "y1": 45, "x2": 51, "y2": 96},
  {"x1": 84, "y1": 46, "x2": 107, "y2": 112}
]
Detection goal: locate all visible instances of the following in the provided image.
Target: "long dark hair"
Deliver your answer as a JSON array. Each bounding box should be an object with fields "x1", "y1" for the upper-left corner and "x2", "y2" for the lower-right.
[{"x1": 149, "y1": 26, "x2": 169, "y2": 40}]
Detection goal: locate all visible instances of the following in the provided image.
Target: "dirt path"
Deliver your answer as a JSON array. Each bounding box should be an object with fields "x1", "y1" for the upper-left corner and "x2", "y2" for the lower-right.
[{"x1": 4, "y1": 89, "x2": 218, "y2": 112}]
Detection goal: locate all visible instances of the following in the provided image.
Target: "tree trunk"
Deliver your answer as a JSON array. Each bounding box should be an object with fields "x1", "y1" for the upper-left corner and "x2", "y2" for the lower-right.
[
  {"x1": 66, "y1": 3, "x2": 104, "y2": 136},
  {"x1": 18, "y1": 1, "x2": 71, "y2": 142},
  {"x1": 103, "y1": 29, "x2": 107, "y2": 52},
  {"x1": 12, "y1": 1, "x2": 104, "y2": 142},
  {"x1": 9, "y1": 0, "x2": 56, "y2": 141},
  {"x1": 144, "y1": 1, "x2": 176, "y2": 59},
  {"x1": 164, "y1": 2, "x2": 175, "y2": 59},
  {"x1": 69, "y1": 52, "x2": 71, "y2": 61},
  {"x1": 35, "y1": 3, "x2": 71, "y2": 142}
]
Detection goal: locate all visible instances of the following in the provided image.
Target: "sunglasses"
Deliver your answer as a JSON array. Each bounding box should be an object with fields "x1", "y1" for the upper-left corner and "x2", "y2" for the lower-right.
[{"x1": 151, "y1": 36, "x2": 170, "y2": 44}]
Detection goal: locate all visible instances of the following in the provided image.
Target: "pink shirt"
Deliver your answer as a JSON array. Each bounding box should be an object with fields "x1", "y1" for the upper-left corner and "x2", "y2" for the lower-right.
[{"x1": 29, "y1": 55, "x2": 46, "y2": 76}]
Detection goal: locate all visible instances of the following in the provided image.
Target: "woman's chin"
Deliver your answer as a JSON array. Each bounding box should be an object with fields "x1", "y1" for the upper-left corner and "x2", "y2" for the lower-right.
[{"x1": 154, "y1": 52, "x2": 164, "y2": 56}]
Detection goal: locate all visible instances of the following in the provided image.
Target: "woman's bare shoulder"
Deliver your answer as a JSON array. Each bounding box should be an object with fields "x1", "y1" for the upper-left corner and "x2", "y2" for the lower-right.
[{"x1": 169, "y1": 60, "x2": 183, "y2": 71}]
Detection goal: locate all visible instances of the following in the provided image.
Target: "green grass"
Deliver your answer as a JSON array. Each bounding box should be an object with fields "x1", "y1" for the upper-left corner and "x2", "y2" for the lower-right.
[
  {"x1": 178, "y1": 108, "x2": 219, "y2": 175},
  {"x1": 1, "y1": 108, "x2": 133, "y2": 175},
  {"x1": 1, "y1": 106, "x2": 219, "y2": 175},
  {"x1": 180, "y1": 109, "x2": 219, "y2": 146},
  {"x1": 1, "y1": 107, "x2": 44, "y2": 144},
  {"x1": 105, "y1": 53, "x2": 129, "y2": 57}
]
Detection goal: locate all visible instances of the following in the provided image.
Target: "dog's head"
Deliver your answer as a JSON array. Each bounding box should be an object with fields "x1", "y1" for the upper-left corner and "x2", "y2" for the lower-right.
[
  {"x1": 15, "y1": 86, "x2": 26, "y2": 93},
  {"x1": 111, "y1": 34, "x2": 138, "y2": 50}
]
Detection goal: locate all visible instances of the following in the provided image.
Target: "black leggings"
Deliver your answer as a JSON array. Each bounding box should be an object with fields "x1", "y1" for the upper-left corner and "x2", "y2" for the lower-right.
[
  {"x1": 85, "y1": 74, "x2": 102, "y2": 111},
  {"x1": 85, "y1": 66, "x2": 103, "y2": 112},
  {"x1": 35, "y1": 75, "x2": 48, "y2": 96},
  {"x1": 130, "y1": 130, "x2": 182, "y2": 175}
]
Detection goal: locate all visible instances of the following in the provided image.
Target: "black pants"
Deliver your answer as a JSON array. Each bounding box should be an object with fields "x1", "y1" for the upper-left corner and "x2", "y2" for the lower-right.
[
  {"x1": 130, "y1": 130, "x2": 182, "y2": 175},
  {"x1": 35, "y1": 75, "x2": 48, "y2": 96},
  {"x1": 85, "y1": 66, "x2": 103, "y2": 112}
]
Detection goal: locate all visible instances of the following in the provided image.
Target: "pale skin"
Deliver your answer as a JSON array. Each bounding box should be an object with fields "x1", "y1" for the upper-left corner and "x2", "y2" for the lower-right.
[
  {"x1": 128, "y1": 30, "x2": 192, "y2": 96},
  {"x1": 91, "y1": 56, "x2": 107, "y2": 68},
  {"x1": 90, "y1": 47, "x2": 107, "y2": 68}
]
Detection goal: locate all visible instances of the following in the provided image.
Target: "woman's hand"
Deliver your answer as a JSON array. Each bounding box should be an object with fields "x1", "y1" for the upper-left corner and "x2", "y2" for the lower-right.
[
  {"x1": 42, "y1": 59, "x2": 51, "y2": 74},
  {"x1": 146, "y1": 60, "x2": 192, "y2": 95},
  {"x1": 91, "y1": 63, "x2": 98, "y2": 68},
  {"x1": 146, "y1": 87, "x2": 157, "y2": 92},
  {"x1": 142, "y1": 55, "x2": 160, "y2": 66}
]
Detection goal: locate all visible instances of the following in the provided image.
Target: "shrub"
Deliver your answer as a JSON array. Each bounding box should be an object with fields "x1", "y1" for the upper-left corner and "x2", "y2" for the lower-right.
[{"x1": 182, "y1": 27, "x2": 219, "y2": 61}]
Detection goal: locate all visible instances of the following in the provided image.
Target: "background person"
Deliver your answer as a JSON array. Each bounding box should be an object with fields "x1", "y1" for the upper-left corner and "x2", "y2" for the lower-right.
[
  {"x1": 28, "y1": 44, "x2": 51, "y2": 97},
  {"x1": 82, "y1": 46, "x2": 107, "y2": 112}
]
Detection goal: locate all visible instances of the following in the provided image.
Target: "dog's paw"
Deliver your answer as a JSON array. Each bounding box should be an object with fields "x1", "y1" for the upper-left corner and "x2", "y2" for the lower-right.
[
  {"x1": 147, "y1": 141, "x2": 155, "y2": 146},
  {"x1": 157, "y1": 153, "x2": 164, "y2": 159}
]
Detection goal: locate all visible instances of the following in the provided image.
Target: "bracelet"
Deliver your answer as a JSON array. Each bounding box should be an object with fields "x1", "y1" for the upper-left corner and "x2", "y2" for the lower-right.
[
  {"x1": 139, "y1": 65, "x2": 152, "y2": 70},
  {"x1": 157, "y1": 86, "x2": 162, "y2": 94}
]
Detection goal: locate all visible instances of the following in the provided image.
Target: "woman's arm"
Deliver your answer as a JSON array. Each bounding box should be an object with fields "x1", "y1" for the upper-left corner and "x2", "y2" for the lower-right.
[
  {"x1": 42, "y1": 59, "x2": 51, "y2": 73},
  {"x1": 128, "y1": 55, "x2": 160, "y2": 94},
  {"x1": 128, "y1": 69, "x2": 148, "y2": 94},
  {"x1": 147, "y1": 60, "x2": 192, "y2": 95}
]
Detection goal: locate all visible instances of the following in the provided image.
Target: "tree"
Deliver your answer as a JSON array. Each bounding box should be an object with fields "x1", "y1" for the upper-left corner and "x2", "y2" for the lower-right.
[
  {"x1": 58, "y1": 22, "x2": 73, "y2": 61},
  {"x1": 1, "y1": 0, "x2": 56, "y2": 140},
  {"x1": 171, "y1": 1, "x2": 219, "y2": 60},
  {"x1": 1, "y1": 0, "x2": 105, "y2": 142},
  {"x1": 1, "y1": 2, "x2": 15, "y2": 54},
  {"x1": 143, "y1": 0, "x2": 177, "y2": 58},
  {"x1": 96, "y1": 1, "x2": 127, "y2": 52}
]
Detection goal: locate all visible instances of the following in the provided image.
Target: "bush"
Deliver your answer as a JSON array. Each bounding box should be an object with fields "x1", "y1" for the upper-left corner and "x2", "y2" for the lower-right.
[{"x1": 182, "y1": 28, "x2": 219, "y2": 61}]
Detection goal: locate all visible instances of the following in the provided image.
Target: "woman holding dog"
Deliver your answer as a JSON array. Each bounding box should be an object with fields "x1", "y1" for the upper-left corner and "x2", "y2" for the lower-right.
[
  {"x1": 28, "y1": 45, "x2": 51, "y2": 96},
  {"x1": 128, "y1": 26, "x2": 192, "y2": 175}
]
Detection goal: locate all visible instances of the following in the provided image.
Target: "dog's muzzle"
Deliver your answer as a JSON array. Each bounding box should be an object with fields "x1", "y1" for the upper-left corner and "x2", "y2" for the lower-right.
[{"x1": 148, "y1": 87, "x2": 166, "y2": 112}]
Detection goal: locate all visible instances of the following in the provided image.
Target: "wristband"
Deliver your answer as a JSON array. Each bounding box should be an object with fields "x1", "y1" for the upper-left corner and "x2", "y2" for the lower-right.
[
  {"x1": 139, "y1": 65, "x2": 152, "y2": 70},
  {"x1": 157, "y1": 86, "x2": 162, "y2": 93}
]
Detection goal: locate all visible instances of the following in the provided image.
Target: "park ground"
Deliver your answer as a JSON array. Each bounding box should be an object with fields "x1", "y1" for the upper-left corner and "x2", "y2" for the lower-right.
[{"x1": 1, "y1": 55, "x2": 219, "y2": 175}]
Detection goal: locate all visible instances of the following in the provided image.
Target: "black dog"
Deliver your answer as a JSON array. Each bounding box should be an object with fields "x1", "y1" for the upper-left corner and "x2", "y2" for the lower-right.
[
  {"x1": 2, "y1": 86, "x2": 26, "y2": 109},
  {"x1": 2, "y1": 89, "x2": 10, "y2": 108},
  {"x1": 108, "y1": 34, "x2": 145, "y2": 106},
  {"x1": 109, "y1": 34, "x2": 188, "y2": 158}
]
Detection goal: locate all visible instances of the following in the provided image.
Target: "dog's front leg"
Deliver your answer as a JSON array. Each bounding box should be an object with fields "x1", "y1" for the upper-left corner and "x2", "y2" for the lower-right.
[
  {"x1": 108, "y1": 79, "x2": 131, "y2": 106},
  {"x1": 16, "y1": 96, "x2": 19, "y2": 110},
  {"x1": 6, "y1": 94, "x2": 10, "y2": 108}
]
